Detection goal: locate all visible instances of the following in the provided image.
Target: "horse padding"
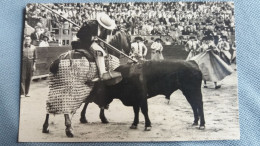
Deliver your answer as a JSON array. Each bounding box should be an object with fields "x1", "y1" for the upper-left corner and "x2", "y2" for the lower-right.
[{"x1": 46, "y1": 54, "x2": 120, "y2": 114}]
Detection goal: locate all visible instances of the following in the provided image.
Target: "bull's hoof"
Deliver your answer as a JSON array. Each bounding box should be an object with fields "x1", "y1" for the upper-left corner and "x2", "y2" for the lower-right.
[
  {"x1": 101, "y1": 118, "x2": 109, "y2": 124},
  {"x1": 199, "y1": 125, "x2": 205, "y2": 130},
  {"x1": 65, "y1": 128, "x2": 74, "y2": 137},
  {"x1": 130, "y1": 125, "x2": 137, "y2": 129},
  {"x1": 215, "y1": 85, "x2": 221, "y2": 89},
  {"x1": 192, "y1": 122, "x2": 198, "y2": 126},
  {"x1": 144, "y1": 126, "x2": 152, "y2": 131},
  {"x1": 80, "y1": 117, "x2": 88, "y2": 123},
  {"x1": 42, "y1": 127, "x2": 49, "y2": 133}
]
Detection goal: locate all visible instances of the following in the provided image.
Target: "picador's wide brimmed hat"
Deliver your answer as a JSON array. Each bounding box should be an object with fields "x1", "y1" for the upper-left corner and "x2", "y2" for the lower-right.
[
  {"x1": 134, "y1": 36, "x2": 143, "y2": 41},
  {"x1": 97, "y1": 13, "x2": 116, "y2": 30}
]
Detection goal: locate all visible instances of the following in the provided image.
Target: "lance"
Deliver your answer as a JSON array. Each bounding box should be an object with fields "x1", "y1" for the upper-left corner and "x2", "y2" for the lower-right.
[
  {"x1": 95, "y1": 36, "x2": 137, "y2": 63},
  {"x1": 39, "y1": 3, "x2": 137, "y2": 63},
  {"x1": 39, "y1": 4, "x2": 81, "y2": 28}
]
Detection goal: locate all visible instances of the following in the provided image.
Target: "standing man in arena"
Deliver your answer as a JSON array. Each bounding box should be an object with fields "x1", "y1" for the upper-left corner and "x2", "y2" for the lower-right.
[
  {"x1": 130, "y1": 36, "x2": 148, "y2": 61},
  {"x1": 21, "y1": 36, "x2": 37, "y2": 97}
]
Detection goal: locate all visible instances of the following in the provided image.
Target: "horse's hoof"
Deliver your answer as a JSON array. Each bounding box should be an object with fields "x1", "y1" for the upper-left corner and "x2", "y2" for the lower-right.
[
  {"x1": 130, "y1": 125, "x2": 137, "y2": 129},
  {"x1": 199, "y1": 125, "x2": 205, "y2": 130},
  {"x1": 42, "y1": 128, "x2": 49, "y2": 133},
  {"x1": 101, "y1": 118, "x2": 109, "y2": 124},
  {"x1": 65, "y1": 128, "x2": 74, "y2": 137},
  {"x1": 192, "y1": 123, "x2": 198, "y2": 126},
  {"x1": 80, "y1": 117, "x2": 88, "y2": 123},
  {"x1": 145, "y1": 126, "x2": 152, "y2": 131}
]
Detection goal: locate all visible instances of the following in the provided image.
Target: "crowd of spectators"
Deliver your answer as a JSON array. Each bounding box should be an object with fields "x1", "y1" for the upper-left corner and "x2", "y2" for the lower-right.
[{"x1": 25, "y1": 2, "x2": 236, "y2": 47}]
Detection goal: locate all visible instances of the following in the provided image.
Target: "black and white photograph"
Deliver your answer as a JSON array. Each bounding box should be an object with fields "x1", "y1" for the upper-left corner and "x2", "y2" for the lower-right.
[{"x1": 19, "y1": 2, "x2": 239, "y2": 142}]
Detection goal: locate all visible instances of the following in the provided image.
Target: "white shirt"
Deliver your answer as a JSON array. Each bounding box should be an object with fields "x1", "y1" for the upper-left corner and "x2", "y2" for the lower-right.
[
  {"x1": 131, "y1": 42, "x2": 147, "y2": 57},
  {"x1": 186, "y1": 40, "x2": 199, "y2": 51},
  {"x1": 39, "y1": 41, "x2": 49, "y2": 47},
  {"x1": 151, "y1": 42, "x2": 163, "y2": 51}
]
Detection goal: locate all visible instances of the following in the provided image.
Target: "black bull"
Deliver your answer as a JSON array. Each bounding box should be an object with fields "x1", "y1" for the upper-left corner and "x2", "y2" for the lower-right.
[{"x1": 82, "y1": 60, "x2": 205, "y2": 130}]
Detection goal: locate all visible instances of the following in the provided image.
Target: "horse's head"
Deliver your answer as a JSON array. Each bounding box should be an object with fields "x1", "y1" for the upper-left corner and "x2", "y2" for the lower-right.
[{"x1": 107, "y1": 30, "x2": 131, "y2": 58}]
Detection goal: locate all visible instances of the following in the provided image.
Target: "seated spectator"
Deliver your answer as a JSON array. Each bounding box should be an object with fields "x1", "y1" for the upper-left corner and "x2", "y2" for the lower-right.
[
  {"x1": 165, "y1": 37, "x2": 172, "y2": 45},
  {"x1": 31, "y1": 26, "x2": 43, "y2": 46},
  {"x1": 49, "y1": 32, "x2": 57, "y2": 42},
  {"x1": 39, "y1": 36, "x2": 50, "y2": 47}
]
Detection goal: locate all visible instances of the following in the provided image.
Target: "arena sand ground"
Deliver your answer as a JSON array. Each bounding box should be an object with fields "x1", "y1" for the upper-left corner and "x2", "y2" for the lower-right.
[{"x1": 19, "y1": 64, "x2": 239, "y2": 142}]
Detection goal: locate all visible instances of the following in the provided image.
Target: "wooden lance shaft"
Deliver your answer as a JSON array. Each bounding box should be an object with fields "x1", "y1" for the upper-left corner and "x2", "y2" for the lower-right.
[
  {"x1": 95, "y1": 37, "x2": 138, "y2": 63},
  {"x1": 39, "y1": 4, "x2": 81, "y2": 28},
  {"x1": 39, "y1": 4, "x2": 137, "y2": 63}
]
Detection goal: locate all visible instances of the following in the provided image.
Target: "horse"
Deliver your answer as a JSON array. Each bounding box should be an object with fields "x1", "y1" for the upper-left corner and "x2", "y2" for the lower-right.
[{"x1": 42, "y1": 26, "x2": 132, "y2": 137}]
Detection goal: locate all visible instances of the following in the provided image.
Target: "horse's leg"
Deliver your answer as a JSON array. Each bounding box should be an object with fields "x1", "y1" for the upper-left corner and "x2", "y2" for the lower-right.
[
  {"x1": 42, "y1": 114, "x2": 49, "y2": 133},
  {"x1": 140, "y1": 100, "x2": 152, "y2": 131},
  {"x1": 64, "y1": 114, "x2": 73, "y2": 137},
  {"x1": 100, "y1": 108, "x2": 109, "y2": 123},
  {"x1": 80, "y1": 103, "x2": 88, "y2": 123},
  {"x1": 130, "y1": 105, "x2": 140, "y2": 129}
]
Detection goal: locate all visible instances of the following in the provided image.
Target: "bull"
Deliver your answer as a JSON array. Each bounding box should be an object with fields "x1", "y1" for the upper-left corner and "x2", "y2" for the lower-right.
[{"x1": 82, "y1": 60, "x2": 205, "y2": 130}]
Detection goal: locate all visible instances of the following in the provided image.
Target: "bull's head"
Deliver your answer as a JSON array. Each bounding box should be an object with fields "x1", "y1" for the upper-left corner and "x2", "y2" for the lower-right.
[{"x1": 85, "y1": 82, "x2": 113, "y2": 109}]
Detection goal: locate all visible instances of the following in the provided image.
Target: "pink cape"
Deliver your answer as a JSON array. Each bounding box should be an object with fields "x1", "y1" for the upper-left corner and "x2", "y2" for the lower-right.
[{"x1": 190, "y1": 50, "x2": 233, "y2": 82}]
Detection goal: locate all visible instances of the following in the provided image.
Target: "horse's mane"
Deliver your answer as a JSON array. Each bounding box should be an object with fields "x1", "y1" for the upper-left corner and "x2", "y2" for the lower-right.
[{"x1": 108, "y1": 30, "x2": 131, "y2": 57}]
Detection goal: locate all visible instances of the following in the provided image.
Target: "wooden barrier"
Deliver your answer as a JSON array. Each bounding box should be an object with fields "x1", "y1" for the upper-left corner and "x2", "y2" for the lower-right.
[
  {"x1": 32, "y1": 44, "x2": 187, "y2": 79},
  {"x1": 145, "y1": 44, "x2": 188, "y2": 60},
  {"x1": 33, "y1": 46, "x2": 72, "y2": 79}
]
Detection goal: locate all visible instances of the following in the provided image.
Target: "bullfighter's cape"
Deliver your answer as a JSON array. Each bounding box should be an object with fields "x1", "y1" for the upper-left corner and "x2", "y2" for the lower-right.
[
  {"x1": 46, "y1": 50, "x2": 120, "y2": 114},
  {"x1": 190, "y1": 50, "x2": 233, "y2": 82}
]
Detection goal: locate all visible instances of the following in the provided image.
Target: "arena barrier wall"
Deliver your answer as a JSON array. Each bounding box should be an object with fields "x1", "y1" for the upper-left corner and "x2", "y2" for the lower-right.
[{"x1": 33, "y1": 46, "x2": 72, "y2": 78}]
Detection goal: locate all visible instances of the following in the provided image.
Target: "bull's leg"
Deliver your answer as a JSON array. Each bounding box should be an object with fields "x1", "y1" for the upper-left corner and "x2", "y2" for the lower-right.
[
  {"x1": 100, "y1": 108, "x2": 109, "y2": 123},
  {"x1": 191, "y1": 104, "x2": 199, "y2": 126},
  {"x1": 196, "y1": 93, "x2": 205, "y2": 130},
  {"x1": 182, "y1": 89, "x2": 202, "y2": 128},
  {"x1": 192, "y1": 90, "x2": 205, "y2": 129},
  {"x1": 80, "y1": 103, "x2": 88, "y2": 123},
  {"x1": 64, "y1": 114, "x2": 74, "y2": 137},
  {"x1": 42, "y1": 114, "x2": 49, "y2": 133},
  {"x1": 130, "y1": 105, "x2": 140, "y2": 129},
  {"x1": 140, "y1": 101, "x2": 152, "y2": 131}
]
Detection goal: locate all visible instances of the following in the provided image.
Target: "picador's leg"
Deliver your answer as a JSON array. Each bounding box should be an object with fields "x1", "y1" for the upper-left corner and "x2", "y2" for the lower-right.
[
  {"x1": 42, "y1": 114, "x2": 49, "y2": 133},
  {"x1": 141, "y1": 100, "x2": 152, "y2": 131},
  {"x1": 130, "y1": 105, "x2": 140, "y2": 129},
  {"x1": 64, "y1": 114, "x2": 73, "y2": 137},
  {"x1": 80, "y1": 103, "x2": 88, "y2": 123},
  {"x1": 92, "y1": 51, "x2": 106, "y2": 82}
]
